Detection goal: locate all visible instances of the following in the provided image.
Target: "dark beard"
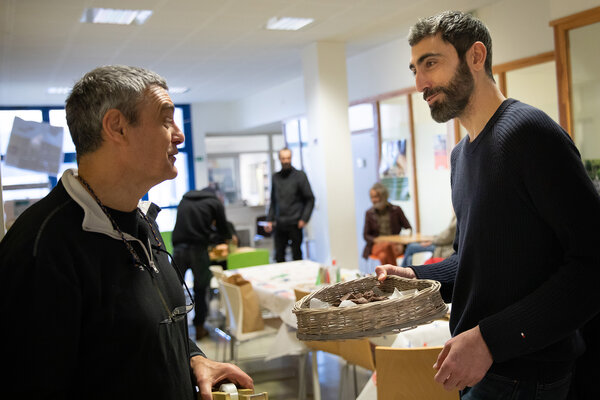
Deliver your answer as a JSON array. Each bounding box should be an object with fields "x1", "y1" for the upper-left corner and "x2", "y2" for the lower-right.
[
  {"x1": 423, "y1": 58, "x2": 474, "y2": 123},
  {"x1": 280, "y1": 165, "x2": 292, "y2": 177}
]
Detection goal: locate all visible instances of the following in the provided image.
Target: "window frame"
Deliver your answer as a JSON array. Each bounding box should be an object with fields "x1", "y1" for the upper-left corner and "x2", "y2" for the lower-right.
[{"x1": 0, "y1": 104, "x2": 195, "y2": 205}]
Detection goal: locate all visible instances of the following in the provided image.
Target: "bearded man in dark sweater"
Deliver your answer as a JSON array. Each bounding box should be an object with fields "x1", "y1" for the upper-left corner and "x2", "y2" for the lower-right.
[
  {"x1": 376, "y1": 11, "x2": 600, "y2": 399},
  {"x1": 265, "y1": 148, "x2": 315, "y2": 262}
]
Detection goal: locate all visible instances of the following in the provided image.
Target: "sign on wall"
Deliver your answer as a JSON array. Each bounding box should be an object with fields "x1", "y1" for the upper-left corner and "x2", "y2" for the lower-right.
[{"x1": 5, "y1": 117, "x2": 63, "y2": 176}]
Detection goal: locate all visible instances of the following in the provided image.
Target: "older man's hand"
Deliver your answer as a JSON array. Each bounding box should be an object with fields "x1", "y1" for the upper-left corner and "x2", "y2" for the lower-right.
[{"x1": 191, "y1": 356, "x2": 253, "y2": 400}]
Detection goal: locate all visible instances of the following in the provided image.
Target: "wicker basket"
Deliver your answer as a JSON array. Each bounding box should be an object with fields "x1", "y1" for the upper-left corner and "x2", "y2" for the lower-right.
[{"x1": 292, "y1": 275, "x2": 448, "y2": 341}]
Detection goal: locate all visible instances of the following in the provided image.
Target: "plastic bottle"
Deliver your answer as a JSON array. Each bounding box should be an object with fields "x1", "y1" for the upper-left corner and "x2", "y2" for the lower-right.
[{"x1": 332, "y1": 259, "x2": 341, "y2": 283}]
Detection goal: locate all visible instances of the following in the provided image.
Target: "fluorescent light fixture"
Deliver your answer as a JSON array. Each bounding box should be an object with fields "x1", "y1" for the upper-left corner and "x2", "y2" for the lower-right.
[
  {"x1": 266, "y1": 16, "x2": 314, "y2": 31},
  {"x1": 168, "y1": 87, "x2": 190, "y2": 94},
  {"x1": 47, "y1": 87, "x2": 71, "y2": 95},
  {"x1": 80, "y1": 8, "x2": 153, "y2": 25}
]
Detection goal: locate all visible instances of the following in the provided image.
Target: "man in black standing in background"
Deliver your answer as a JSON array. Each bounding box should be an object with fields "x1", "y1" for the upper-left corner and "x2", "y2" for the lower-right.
[
  {"x1": 265, "y1": 148, "x2": 315, "y2": 262},
  {"x1": 172, "y1": 185, "x2": 231, "y2": 340}
]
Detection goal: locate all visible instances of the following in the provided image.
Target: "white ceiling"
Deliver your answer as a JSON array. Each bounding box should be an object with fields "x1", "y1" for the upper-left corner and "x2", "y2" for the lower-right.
[{"x1": 0, "y1": 0, "x2": 500, "y2": 107}]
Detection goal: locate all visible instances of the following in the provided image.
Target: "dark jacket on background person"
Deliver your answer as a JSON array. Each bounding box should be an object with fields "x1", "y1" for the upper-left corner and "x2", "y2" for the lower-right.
[
  {"x1": 172, "y1": 189, "x2": 230, "y2": 247},
  {"x1": 267, "y1": 167, "x2": 314, "y2": 227},
  {"x1": 362, "y1": 203, "x2": 412, "y2": 259}
]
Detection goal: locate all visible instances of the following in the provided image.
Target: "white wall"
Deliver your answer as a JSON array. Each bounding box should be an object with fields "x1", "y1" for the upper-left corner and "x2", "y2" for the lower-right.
[
  {"x1": 476, "y1": 0, "x2": 554, "y2": 64},
  {"x1": 346, "y1": 39, "x2": 414, "y2": 102},
  {"x1": 231, "y1": 77, "x2": 305, "y2": 130},
  {"x1": 549, "y1": 0, "x2": 600, "y2": 19}
]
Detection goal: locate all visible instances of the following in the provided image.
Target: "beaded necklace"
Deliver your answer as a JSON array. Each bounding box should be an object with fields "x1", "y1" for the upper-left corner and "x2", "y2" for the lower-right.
[{"x1": 76, "y1": 174, "x2": 161, "y2": 272}]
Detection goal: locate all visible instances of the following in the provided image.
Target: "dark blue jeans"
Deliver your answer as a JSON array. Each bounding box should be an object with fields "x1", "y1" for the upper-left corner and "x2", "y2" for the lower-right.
[
  {"x1": 401, "y1": 242, "x2": 435, "y2": 267},
  {"x1": 461, "y1": 372, "x2": 572, "y2": 400}
]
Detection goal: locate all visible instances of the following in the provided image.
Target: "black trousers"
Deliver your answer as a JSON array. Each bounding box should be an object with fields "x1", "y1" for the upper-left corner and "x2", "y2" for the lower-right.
[
  {"x1": 274, "y1": 224, "x2": 303, "y2": 262},
  {"x1": 173, "y1": 243, "x2": 210, "y2": 328}
]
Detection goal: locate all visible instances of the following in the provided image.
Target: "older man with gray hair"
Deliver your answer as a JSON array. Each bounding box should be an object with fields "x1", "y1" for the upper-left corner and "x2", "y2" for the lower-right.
[{"x1": 0, "y1": 65, "x2": 252, "y2": 399}]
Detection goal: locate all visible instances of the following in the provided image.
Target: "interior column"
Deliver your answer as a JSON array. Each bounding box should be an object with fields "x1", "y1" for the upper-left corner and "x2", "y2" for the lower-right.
[{"x1": 302, "y1": 41, "x2": 359, "y2": 269}]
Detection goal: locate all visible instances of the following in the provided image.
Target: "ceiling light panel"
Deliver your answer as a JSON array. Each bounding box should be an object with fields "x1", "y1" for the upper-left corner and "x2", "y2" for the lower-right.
[
  {"x1": 266, "y1": 17, "x2": 314, "y2": 31},
  {"x1": 80, "y1": 8, "x2": 153, "y2": 25}
]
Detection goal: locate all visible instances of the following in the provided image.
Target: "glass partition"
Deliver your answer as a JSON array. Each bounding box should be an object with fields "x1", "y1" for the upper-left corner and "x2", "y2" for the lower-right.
[
  {"x1": 506, "y1": 61, "x2": 559, "y2": 123},
  {"x1": 379, "y1": 95, "x2": 416, "y2": 229},
  {"x1": 409, "y1": 93, "x2": 454, "y2": 235},
  {"x1": 570, "y1": 21, "x2": 600, "y2": 193}
]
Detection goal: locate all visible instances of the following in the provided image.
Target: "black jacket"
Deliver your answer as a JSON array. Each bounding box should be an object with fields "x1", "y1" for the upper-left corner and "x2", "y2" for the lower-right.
[
  {"x1": 172, "y1": 189, "x2": 230, "y2": 247},
  {"x1": 0, "y1": 169, "x2": 203, "y2": 399},
  {"x1": 267, "y1": 167, "x2": 315, "y2": 227}
]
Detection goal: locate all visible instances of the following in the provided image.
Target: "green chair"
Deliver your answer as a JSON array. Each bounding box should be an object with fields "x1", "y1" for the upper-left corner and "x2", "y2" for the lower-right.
[
  {"x1": 226, "y1": 248, "x2": 270, "y2": 269},
  {"x1": 160, "y1": 231, "x2": 174, "y2": 255}
]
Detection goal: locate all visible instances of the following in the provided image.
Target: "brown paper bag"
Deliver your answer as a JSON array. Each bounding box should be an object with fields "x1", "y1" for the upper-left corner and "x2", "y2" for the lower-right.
[{"x1": 224, "y1": 274, "x2": 265, "y2": 333}]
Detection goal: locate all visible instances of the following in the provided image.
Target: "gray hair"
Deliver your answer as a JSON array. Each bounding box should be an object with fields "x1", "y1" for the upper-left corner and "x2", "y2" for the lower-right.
[
  {"x1": 408, "y1": 11, "x2": 494, "y2": 80},
  {"x1": 65, "y1": 65, "x2": 168, "y2": 160},
  {"x1": 370, "y1": 182, "x2": 389, "y2": 201}
]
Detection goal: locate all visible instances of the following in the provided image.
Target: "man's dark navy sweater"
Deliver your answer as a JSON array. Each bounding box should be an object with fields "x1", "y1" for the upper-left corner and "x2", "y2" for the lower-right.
[{"x1": 412, "y1": 99, "x2": 600, "y2": 381}]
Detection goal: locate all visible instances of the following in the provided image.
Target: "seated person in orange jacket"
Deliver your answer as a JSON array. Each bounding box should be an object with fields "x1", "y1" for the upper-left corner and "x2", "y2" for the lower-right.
[{"x1": 362, "y1": 182, "x2": 412, "y2": 265}]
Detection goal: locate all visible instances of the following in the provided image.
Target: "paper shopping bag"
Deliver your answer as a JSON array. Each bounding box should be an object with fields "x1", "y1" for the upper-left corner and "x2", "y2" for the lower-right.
[{"x1": 224, "y1": 274, "x2": 265, "y2": 333}]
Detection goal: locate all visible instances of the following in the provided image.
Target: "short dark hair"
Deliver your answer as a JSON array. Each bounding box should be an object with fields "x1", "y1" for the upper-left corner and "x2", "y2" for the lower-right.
[
  {"x1": 408, "y1": 11, "x2": 494, "y2": 80},
  {"x1": 65, "y1": 65, "x2": 168, "y2": 161}
]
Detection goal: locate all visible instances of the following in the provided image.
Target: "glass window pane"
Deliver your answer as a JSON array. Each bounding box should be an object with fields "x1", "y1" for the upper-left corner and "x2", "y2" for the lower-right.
[
  {"x1": 155, "y1": 207, "x2": 178, "y2": 233},
  {"x1": 570, "y1": 22, "x2": 600, "y2": 166},
  {"x1": 147, "y1": 153, "x2": 189, "y2": 207},
  {"x1": 48, "y1": 109, "x2": 76, "y2": 154},
  {"x1": 3, "y1": 196, "x2": 47, "y2": 230},
  {"x1": 379, "y1": 95, "x2": 415, "y2": 225},
  {"x1": 57, "y1": 161, "x2": 78, "y2": 180},
  {"x1": 174, "y1": 107, "x2": 184, "y2": 133},
  {"x1": 0, "y1": 110, "x2": 43, "y2": 154},
  {"x1": 380, "y1": 97, "x2": 410, "y2": 142},
  {"x1": 174, "y1": 107, "x2": 186, "y2": 149},
  {"x1": 239, "y1": 152, "x2": 269, "y2": 206},
  {"x1": 207, "y1": 156, "x2": 238, "y2": 204},
  {"x1": 409, "y1": 91, "x2": 454, "y2": 235},
  {"x1": 1, "y1": 162, "x2": 49, "y2": 187},
  {"x1": 284, "y1": 120, "x2": 300, "y2": 145},
  {"x1": 506, "y1": 61, "x2": 559, "y2": 123},
  {"x1": 299, "y1": 118, "x2": 309, "y2": 144},
  {"x1": 348, "y1": 103, "x2": 374, "y2": 131}
]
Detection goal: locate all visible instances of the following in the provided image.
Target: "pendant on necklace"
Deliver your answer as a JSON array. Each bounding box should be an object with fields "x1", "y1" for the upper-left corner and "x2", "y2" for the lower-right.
[{"x1": 149, "y1": 260, "x2": 159, "y2": 273}]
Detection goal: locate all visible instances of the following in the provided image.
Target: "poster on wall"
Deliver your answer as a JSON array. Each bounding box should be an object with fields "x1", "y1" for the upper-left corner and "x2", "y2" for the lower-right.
[
  {"x1": 379, "y1": 139, "x2": 410, "y2": 201},
  {"x1": 584, "y1": 159, "x2": 600, "y2": 194},
  {"x1": 434, "y1": 134, "x2": 449, "y2": 170},
  {"x1": 5, "y1": 117, "x2": 63, "y2": 176}
]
